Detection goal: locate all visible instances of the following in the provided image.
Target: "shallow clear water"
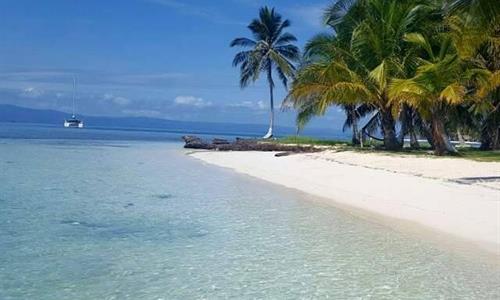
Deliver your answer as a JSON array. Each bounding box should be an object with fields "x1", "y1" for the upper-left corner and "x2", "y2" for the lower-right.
[{"x1": 1, "y1": 139, "x2": 499, "y2": 299}]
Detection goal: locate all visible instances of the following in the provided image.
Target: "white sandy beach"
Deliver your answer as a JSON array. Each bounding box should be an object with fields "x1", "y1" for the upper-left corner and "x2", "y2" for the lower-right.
[{"x1": 190, "y1": 150, "x2": 500, "y2": 254}]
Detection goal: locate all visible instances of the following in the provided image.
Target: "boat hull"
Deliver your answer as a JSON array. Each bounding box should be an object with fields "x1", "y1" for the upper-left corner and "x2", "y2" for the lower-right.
[{"x1": 64, "y1": 120, "x2": 84, "y2": 128}]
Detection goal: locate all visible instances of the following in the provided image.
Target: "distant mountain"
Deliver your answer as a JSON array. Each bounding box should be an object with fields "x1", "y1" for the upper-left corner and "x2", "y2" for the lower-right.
[
  {"x1": 0, "y1": 104, "x2": 68, "y2": 124},
  {"x1": 0, "y1": 104, "x2": 268, "y2": 136},
  {"x1": 0, "y1": 104, "x2": 347, "y2": 139}
]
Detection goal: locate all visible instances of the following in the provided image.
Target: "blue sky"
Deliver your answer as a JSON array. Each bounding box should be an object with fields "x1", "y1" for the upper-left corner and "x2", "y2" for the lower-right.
[{"x1": 0, "y1": 0, "x2": 343, "y2": 128}]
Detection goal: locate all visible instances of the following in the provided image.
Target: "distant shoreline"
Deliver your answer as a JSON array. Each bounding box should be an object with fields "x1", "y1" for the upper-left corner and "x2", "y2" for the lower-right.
[
  {"x1": 0, "y1": 104, "x2": 349, "y2": 140},
  {"x1": 189, "y1": 150, "x2": 500, "y2": 255}
]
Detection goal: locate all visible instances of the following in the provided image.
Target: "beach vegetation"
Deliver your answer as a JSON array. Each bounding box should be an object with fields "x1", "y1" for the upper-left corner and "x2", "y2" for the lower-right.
[
  {"x1": 276, "y1": 136, "x2": 349, "y2": 146},
  {"x1": 285, "y1": 0, "x2": 500, "y2": 156},
  {"x1": 276, "y1": 135, "x2": 500, "y2": 161}
]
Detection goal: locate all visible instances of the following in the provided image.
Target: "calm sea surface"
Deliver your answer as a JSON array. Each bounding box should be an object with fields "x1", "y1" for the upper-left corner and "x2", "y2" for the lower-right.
[{"x1": 1, "y1": 124, "x2": 499, "y2": 299}]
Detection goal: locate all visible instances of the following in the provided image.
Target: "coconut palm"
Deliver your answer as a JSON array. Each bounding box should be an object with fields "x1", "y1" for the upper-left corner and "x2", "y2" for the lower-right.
[
  {"x1": 388, "y1": 33, "x2": 471, "y2": 154},
  {"x1": 288, "y1": 0, "x2": 433, "y2": 150},
  {"x1": 230, "y1": 6, "x2": 300, "y2": 139},
  {"x1": 446, "y1": 4, "x2": 500, "y2": 150},
  {"x1": 471, "y1": 37, "x2": 500, "y2": 149}
]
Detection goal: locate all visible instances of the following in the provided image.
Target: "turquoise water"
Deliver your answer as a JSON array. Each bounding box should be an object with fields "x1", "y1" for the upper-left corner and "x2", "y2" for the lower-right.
[{"x1": 1, "y1": 138, "x2": 499, "y2": 299}]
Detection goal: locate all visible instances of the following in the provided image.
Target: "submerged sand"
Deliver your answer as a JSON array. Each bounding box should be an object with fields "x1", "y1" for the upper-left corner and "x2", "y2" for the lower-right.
[{"x1": 189, "y1": 150, "x2": 500, "y2": 254}]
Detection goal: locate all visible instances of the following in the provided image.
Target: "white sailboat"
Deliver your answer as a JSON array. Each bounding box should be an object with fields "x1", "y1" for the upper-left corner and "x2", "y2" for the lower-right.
[{"x1": 64, "y1": 76, "x2": 84, "y2": 128}]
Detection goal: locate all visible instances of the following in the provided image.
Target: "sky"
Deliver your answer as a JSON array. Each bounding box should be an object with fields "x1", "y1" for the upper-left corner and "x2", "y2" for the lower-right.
[{"x1": 0, "y1": 0, "x2": 344, "y2": 128}]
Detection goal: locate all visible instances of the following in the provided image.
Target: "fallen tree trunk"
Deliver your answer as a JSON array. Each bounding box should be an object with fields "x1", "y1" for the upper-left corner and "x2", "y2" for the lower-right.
[{"x1": 182, "y1": 136, "x2": 322, "y2": 153}]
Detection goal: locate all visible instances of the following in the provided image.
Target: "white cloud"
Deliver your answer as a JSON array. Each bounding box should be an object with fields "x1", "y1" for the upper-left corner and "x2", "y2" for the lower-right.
[
  {"x1": 20, "y1": 87, "x2": 44, "y2": 98},
  {"x1": 229, "y1": 100, "x2": 267, "y2": 110},
  {"x1": 121, "y1": 109, "x2": 162, "y2": 118},
  {"x1": 103, "y1": 93, "x2": 114, "y2": 100},
  {"x1": 103, "y1": 93, "x2": 131, "y2": 106},
  {"x1": 174, "y1": 95, "x2": 212, "y2": 108},
  {"x1": 229, "y1": 101, "x2": 253, "y2": 108},
  {"x1": 113, "y1": 96, "x2": 130, "y2": 106}
]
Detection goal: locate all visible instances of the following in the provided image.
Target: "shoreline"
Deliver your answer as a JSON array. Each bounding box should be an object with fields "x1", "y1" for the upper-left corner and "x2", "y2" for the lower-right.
[{"x1": 188, "y1": 150, "x2": 500, "y2": 255}]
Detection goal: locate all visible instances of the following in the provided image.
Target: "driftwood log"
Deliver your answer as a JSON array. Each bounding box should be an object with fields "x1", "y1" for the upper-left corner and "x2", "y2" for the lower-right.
[{"x1": 182, "y1": 135, "x2": 321, "y2": 153}]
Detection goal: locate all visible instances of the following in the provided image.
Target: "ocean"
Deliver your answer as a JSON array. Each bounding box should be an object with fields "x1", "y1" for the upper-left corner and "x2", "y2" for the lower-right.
[{"x1": 1, "y1": 123, "x2": 499, "y2": 299}]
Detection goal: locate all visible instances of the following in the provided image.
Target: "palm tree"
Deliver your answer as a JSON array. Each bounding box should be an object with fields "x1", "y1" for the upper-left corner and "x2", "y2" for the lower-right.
[
  {"x1": 288, "y1": 0, "x2": 432, "y2": 150},
  {"x1": 471, "y1": 37, "x2": 500, "y2": 149},
  {"x1": 230, "y1": 6, "x2": 300, "y2": 139},
  {"x1": 398, "y1": 104, "x2": 423, "y2": 149},
  {"x1": 385, "y1": 0, "x2": 500, "y2": 155},
  {"x1": 446, "y1": 2, "x2": 500, "y2": 150},
  {"x1": 389, "y1": 33, "x2": 470, "y2": 155}
]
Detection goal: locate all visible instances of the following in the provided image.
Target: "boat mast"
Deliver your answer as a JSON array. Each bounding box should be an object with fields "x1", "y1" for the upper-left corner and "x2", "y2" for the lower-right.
[{"x1": 72, "y1": 76, "x2": 76, "y2": 118}]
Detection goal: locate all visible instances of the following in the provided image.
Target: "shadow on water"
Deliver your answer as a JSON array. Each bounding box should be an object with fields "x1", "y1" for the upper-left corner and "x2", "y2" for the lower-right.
[{"x1": 152, "y1": 193, "x2": 173, "y2": 200}]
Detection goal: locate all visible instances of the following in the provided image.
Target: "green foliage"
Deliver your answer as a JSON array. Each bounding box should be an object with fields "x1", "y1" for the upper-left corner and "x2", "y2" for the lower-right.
[
  {"x1": 283, "y1": 0, "x2": 500, "y2": 153},
  {"x1": 276, "y1": 136, "x2": 350, "y2": 146},
  {"x1": 276, "y1": 137, "x2": 500, "y2": 161},
  {"x1": 458, "y1": 149, "x2": 500, "y2": 162},
  {"x1": 230, "y1": 6, "x2": 300, "y2": 89}
]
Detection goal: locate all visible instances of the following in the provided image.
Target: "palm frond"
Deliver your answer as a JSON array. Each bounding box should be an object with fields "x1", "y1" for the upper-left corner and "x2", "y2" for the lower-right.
[
  {"x1": 440, "y1": 82, "x2": 466, "y2": 104},
  {"x1": 275, "y1": 32, "x2": 297, "y2": 46},
  {"x1": 231, "y1": 6, "x2": 299, "y2": 91},
  {"x1": 368, "y1": 60, "x2": 387, "y2": 90},
  {"x1": 230, "y1": 37, "x2": 257, "y2": 48},
  {"x1": 404, "y1": 33, "x2": 435, "y2": 59}
]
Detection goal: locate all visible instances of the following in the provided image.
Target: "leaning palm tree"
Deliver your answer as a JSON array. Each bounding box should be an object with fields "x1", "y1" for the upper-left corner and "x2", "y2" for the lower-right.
[
  {"x1": 389, "y1": 33, "x2": 468, "y2": 155},
  {"x1": 230, "y1": 6, "x2": 300, "y2": 138}
]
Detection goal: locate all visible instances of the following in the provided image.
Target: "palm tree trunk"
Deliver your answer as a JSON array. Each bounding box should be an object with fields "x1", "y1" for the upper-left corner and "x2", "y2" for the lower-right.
[
  {"x1": 485, "y1": 127, "x2": 500, "y2": 150},
  {"x1": 380, "y1": 109, "x2": 401, "y2": 150},
  {"x1": 263, "y1": 63, "x2": 274, "y2": 139},
  {"x1": 398, "y1": 120, "x2": 407, "y2": 147},
  {"x1": 495, "y1": 129, "x2": 500, "y2": 150},
  {"x1": 350, "y1": 108, "x2": 360, "y2": 145},
  {"x1": 408, "y1": 107, "x2": 420, "y2": 149},
  {"x1": 398, "y1": 105, "x2": 410, "y2": 146},
  {"x1": 431, "y1": 109, "x2": 457, "y2": 155},
  {"x1": 480, "y1": 121, "x2": 500, "y2": 150},
  {"x1": 421, "y1": 122, "x2": 434, "y2": 148},
  {"x1": 480, "y1": 127, "x2": 493, "y2": 150},
  {"x1": 494, "y1": 128, "x2": 500, "y2": 150},
  {"x1": 409, "y1": 130, "x2": 420, "y2": 149},
  {"x1": 351, "y1": 118, "x2": 360, "y2": 145}
]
